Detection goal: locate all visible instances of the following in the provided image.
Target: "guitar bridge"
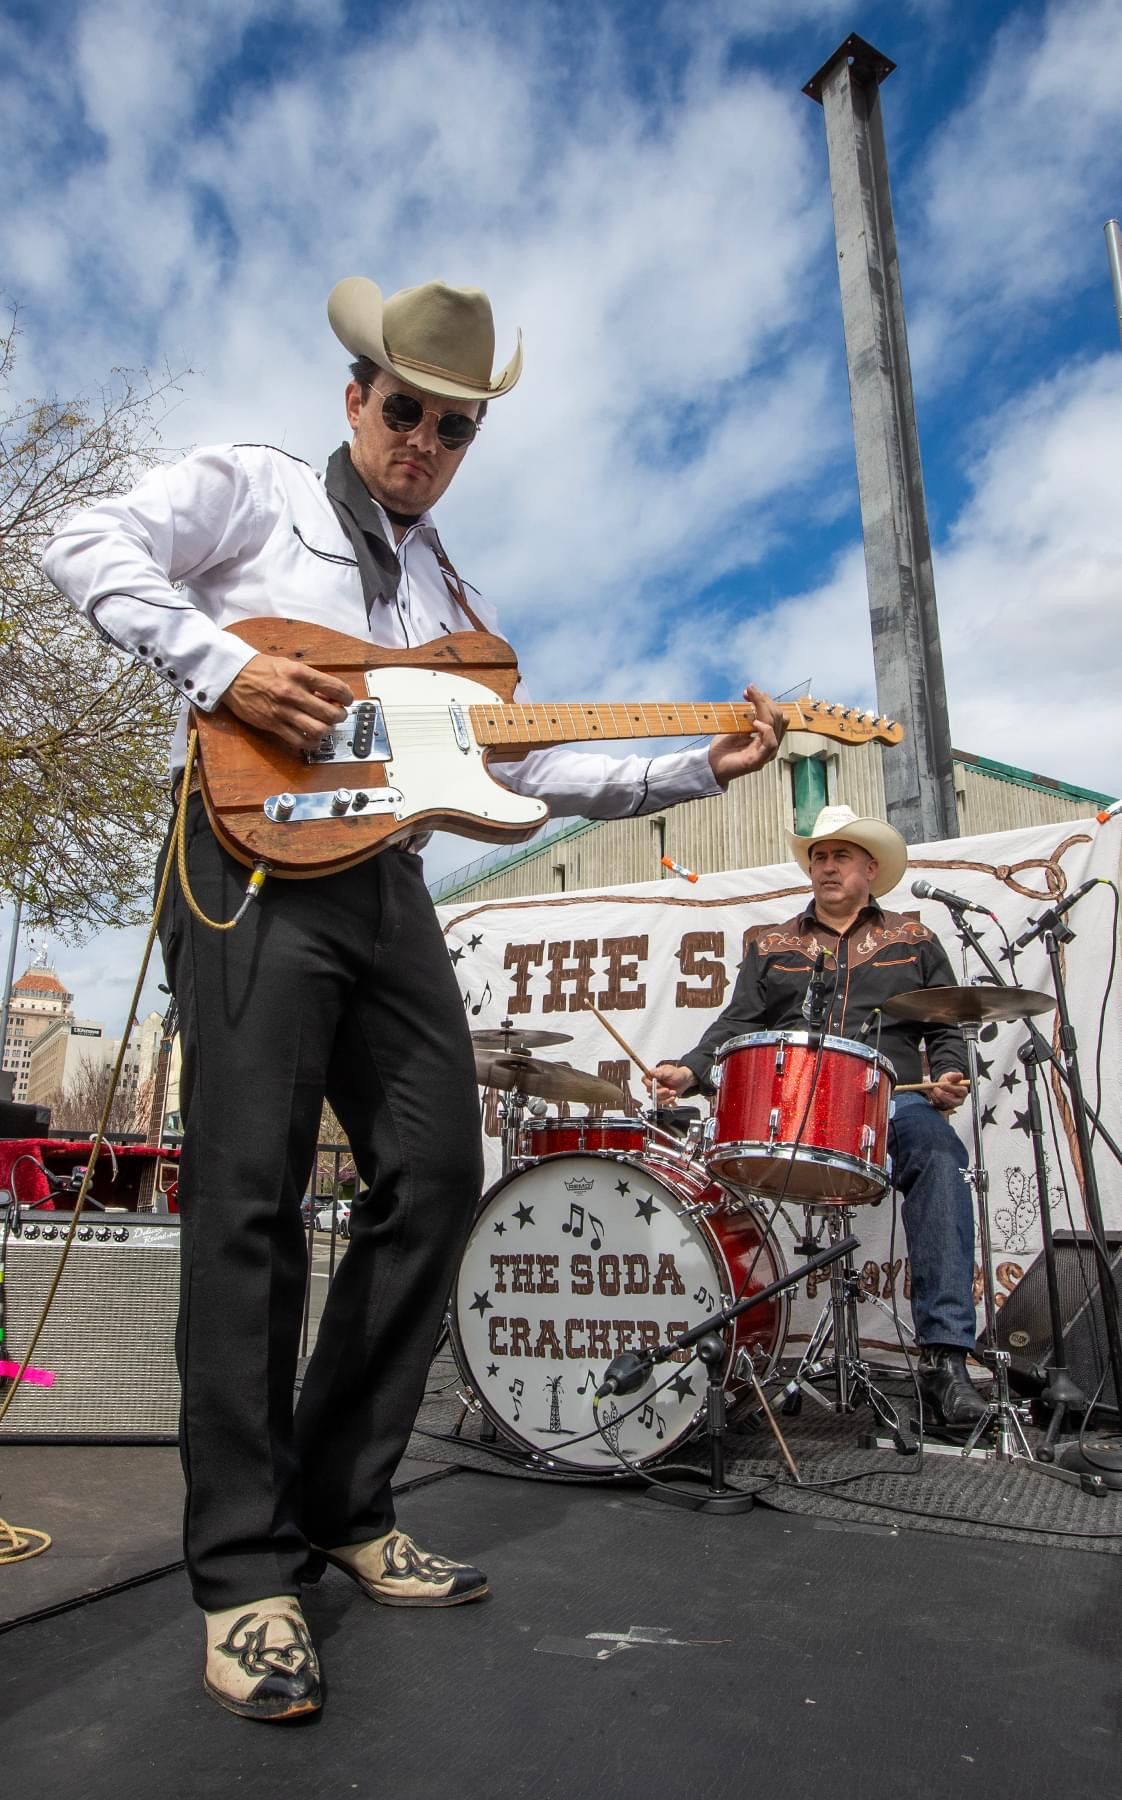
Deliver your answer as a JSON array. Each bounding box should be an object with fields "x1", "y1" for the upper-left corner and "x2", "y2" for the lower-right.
[{"x1": 303, "y1": 700, "x2": 391, "y2": 765}]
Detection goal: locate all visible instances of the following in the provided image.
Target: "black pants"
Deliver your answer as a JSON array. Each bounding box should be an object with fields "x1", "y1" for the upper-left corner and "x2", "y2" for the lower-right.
[{"x1": 158, "y1": 799, "x2": 483, "y2": 1609}]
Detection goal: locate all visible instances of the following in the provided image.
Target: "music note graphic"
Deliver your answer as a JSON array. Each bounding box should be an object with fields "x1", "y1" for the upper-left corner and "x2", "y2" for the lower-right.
[
  {"x1": 562, "y1": 1202, "x2": 585, "y2": 1239},
  {"x1": 470, "y1": 981, "x2": 493, "y2": 1018},
  {"x1": 577, "y1": 1367, "x2": 597, "y2": 1394},
  {"x1": 509, "y1": 1377, "x2": 524, "y2": 1421},
  {"x1": 693, "y1": 1284, "x2": 715, "y2": 1310},
  {"x1": 588, "y1": 1213, "x2": 605, "y2": 1251},
  {"x1": 638, "y1": 1402, "x2": 666, "y2": 1440}
]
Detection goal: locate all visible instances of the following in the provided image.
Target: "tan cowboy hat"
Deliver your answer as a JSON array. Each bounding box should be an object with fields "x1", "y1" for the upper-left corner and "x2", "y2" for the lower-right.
[
  {"x1": 327, "y1": 275, "x2": 523, "y2": 401},
  {"x1": 786, "y1": 804, "x2": 908, "y2": 897}
]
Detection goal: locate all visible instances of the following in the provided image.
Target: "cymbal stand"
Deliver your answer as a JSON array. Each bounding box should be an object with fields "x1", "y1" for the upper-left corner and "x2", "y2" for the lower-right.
[
  {"x1": 495, "y1": 1086, "x2": 541, "y2": 1176},
  {"x1": 780, "y1": 1206, "x2": 915, "y2": 1449}
]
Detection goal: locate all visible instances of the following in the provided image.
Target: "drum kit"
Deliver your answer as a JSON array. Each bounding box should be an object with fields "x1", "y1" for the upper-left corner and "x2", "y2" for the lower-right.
[{"x1": 449, "y1": 977, "x2": 1062, "y2": 1484}]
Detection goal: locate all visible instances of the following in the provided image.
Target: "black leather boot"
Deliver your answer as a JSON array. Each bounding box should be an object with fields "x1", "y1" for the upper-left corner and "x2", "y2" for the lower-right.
[{"x1": 917, "y1": 1346, "x2": 989, "y2": 1427}]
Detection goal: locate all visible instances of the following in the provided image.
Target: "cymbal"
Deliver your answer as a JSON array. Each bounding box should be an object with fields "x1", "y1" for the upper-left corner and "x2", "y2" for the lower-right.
[
  {"x1": 883, "y1": 985, "x2": 1056, "y2": 1026},
  {"x1": 473, "y1": 1050, "x2": 624, "y2": 1105},
  {"x1": 471, "y1": 1027, "x2": 573, "y2": 1051}
]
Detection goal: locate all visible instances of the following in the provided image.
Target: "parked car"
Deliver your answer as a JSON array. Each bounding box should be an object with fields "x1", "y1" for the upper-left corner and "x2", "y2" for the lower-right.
[
  {"x1": 314, "y1": 1198, "x2": 352, "y2": 1237},
  {"x1": 300, "y1": 1195, "x2": 316, "y2": 1227}
]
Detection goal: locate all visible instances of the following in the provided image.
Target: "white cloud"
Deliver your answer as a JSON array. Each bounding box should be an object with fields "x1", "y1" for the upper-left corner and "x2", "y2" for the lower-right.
[{"x1": 729, "y1": 353, "x2": 1122, "y2": 795}]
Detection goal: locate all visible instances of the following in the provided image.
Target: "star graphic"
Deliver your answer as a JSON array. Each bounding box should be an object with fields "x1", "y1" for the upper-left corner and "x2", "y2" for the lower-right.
[
  {"x1": 1012, "y1": 1107, "x2": 1034, "y2": 1137},
  {"x1": 513, "y1": 1202, "x2": 535, "y2": 1229},
  {"x1": 486, "y1": 1363, "x2": 498, "y2": 1378},
  {"x1": 493, "y1": 1219, "x2": 506, "y2": 1236},
  {"x1": 669, "y1": 1371, "x2": 696, "y2": 1403},
  {"x1": 974, "y1": 1054, "x2": 993, "y2": 1082},
  {"x1": 470, "y1": 1290, "x2": 493, "y2": 1318},
  {"x1": 997, "y1": 944, "x2": 1018, "y2": 967},
  {"x1": 1001, "y1": 1070, "x2": 1021, "y2": 1094},
  {"x1": 468, "y1": 932, "x2": 483, "y2": 950},
  {"x1": 635, "y1": 1193, "x2": 658, "y2": 1224},
  {"x1": 616, "y1": 1179, "x2": 631, "y2": 1195},
  {"x1": 980, "y1": 1104, "x2": 997, "y2": 1129},
  {"x1": 449, "y1": 946, "x2": 464, "y2": 965}
]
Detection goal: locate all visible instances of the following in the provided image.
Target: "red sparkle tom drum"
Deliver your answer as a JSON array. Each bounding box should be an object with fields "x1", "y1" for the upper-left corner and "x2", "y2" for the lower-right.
[{"x1": 706, "y1": 1030, "x2": 895, "y2": 1203}]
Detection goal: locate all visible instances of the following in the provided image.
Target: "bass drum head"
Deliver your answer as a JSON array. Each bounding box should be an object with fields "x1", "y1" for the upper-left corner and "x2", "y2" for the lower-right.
[{"x1": 450, "y1": 1152, "x2": 775, "y2": 1474}]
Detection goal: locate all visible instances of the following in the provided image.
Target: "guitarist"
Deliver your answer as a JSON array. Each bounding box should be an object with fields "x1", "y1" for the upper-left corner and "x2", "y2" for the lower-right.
[{"x1": 42, "y1": 272, "x2": 787, "y2": 1722}]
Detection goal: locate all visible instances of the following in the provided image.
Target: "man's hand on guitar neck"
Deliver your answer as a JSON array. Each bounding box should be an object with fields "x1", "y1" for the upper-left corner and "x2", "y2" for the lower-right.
[
  {"x1": 708, "y1": 684, "x2": 787, "y2": 787},
  {"x1": 222, "y1": 653, "x2": 353, "y2": 752}
]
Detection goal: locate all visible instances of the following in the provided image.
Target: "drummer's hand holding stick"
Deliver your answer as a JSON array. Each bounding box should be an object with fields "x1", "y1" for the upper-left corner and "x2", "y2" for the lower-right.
[
  {"x1": 644, "y1": 1062, "x2": 695, "y2": 1107},
  {"x1": 894, "y1": 1072, "x2": 970, "y2": 1112}
]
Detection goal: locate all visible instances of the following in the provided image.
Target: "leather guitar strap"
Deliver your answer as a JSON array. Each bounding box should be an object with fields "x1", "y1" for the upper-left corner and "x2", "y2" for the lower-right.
[{"x1": 433, "y1": 543, "x2": 492, "y2": 636}]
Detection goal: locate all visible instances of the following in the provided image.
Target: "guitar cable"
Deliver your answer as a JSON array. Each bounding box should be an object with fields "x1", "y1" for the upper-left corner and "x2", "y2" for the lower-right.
[{"x1": 172, "y1": 728, "x2": 271, "y2": 932}]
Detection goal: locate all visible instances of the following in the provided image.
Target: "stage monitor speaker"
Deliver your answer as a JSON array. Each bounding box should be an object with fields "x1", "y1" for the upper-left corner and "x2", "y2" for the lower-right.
[
  {"x1": 0, "y1": 1099, "x2": 52, "y2": 1138},
  {"x1": 991, "y1": 1230, "x2": 1122, "y2": 1416},
  {"x1": 0, "y1": 1214, "x2": 181, "y2": 1442}
]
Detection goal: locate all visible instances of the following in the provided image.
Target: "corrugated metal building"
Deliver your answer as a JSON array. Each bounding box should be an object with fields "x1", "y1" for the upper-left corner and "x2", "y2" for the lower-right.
[{"x1": 429, "y1": 739, "x2": 1116, "y2": 904}]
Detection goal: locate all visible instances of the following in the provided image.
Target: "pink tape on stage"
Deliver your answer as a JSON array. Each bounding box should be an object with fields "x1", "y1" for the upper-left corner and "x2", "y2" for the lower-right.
[{"x1": 0, "y1": 1359, "x2": 56, "y2": 1387}]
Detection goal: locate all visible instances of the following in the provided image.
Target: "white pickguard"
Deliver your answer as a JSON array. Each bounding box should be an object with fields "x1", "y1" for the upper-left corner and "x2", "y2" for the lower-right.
[{"x1": 365, "y1": 665, "x2": 548, "y2": 832}]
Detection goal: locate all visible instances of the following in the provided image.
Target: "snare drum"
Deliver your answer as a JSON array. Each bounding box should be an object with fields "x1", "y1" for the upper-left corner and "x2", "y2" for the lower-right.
[
  {"x1": 450, "y1": 1151, "x2": 789, "y2": 1473},
  {"x1": 706, "y1": 1030, "x2": 894, "y2": 1203},
  {"x1": 518, "y1": 1114, "x2": 648, "y2": 1161}
]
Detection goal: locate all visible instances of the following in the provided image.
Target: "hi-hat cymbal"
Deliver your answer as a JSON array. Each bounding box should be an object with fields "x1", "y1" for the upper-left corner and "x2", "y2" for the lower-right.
[
  {"x1": 471, "y1": 1027, "x2": 574, "y2": 1051},
  {"x1": 473, "y1": 1050, "x2": 624, "y2": 1105},
  {"x1": 883, "y1": 985, "x2": 1056, "y2": 1026}
]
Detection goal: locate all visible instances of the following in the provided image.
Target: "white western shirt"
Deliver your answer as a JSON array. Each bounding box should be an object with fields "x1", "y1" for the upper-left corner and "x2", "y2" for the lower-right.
[{"x1": 41, "y1": 443, "x2": 725, "y2": 822}]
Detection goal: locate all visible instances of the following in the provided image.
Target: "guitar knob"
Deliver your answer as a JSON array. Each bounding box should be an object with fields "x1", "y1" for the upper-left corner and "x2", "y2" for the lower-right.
[
  {"x1": 331, "y1": 789, "x2": 354, "y2": 816},
  {"x1": 274, "y1": 792, "x2": 296, "y2": 821}
]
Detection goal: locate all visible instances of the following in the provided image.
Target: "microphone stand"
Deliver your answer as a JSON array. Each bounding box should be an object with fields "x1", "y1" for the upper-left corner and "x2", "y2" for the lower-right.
[
  {"x1": 937, "y1": 905, "x2": 1116, "y2": 1488},
  {"x1": 617, "y1": 1232, "x2": 861, "y2": 1514}
]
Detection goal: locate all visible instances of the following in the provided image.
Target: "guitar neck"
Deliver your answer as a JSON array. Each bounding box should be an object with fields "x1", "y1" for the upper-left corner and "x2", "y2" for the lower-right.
[{"x1": 469, "y1": 697, "x2": 899, "y2": 752}]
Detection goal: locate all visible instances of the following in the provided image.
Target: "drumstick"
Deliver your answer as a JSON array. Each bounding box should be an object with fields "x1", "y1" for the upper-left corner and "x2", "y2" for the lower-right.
[
  {"x1": 747, "y1": 1363, "x2": 801, "y2": 1484},
  {"x1": 581, "y1": 998, "x2": 654, "y2": 1082}
]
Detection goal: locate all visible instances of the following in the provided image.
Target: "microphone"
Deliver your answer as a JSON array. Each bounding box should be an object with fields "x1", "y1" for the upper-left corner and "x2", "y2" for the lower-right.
[
  {"x1": 595, "y1": 1350, "x2": 654, "y2": 1400},
  {"x1": 910, "y1": 878, "x2": 994, "y2": 918},
  {"x1": 856, "y1": 1008, "x2": 882, "y2": 1044},
  {"x1": 801, "y1": 951, "x2": 829, "y2": 1028},
  {"x1": 1014, "y1": 878, "x2": 1101, "y2": 951}
]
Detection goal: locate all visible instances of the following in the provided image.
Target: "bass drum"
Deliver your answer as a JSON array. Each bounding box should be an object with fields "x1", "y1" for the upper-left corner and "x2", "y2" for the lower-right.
[{"x1": 450, "y1": 1150, "x2": 789, "y2": 1474}]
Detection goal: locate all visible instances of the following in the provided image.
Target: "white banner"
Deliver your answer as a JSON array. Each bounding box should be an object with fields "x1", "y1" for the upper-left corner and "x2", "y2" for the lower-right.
[{"x1": 438, "y1": 817, "x2": 1122, "y2": 1373}]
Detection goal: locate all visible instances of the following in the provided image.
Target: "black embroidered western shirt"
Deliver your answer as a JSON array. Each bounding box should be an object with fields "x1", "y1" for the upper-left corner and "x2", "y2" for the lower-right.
[{"x1": 680, "y1": 901, "x2": 968, "y2": 1091}]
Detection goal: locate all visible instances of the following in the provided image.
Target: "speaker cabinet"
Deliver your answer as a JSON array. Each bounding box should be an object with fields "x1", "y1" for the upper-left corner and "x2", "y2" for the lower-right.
[
  {"x1": 0, "y1": 1100, "x2": 52, "y2": 1138},
  {"x1": 992, "y1": 1230, "x2": 1122, "y2": 1415},
  {"x1": 0, "y1": 1214, "x2": 181, "y2": 1441}
]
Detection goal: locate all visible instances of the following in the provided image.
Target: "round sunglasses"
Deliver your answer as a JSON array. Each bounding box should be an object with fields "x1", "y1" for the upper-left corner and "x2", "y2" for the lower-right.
[{"x1": 376, "y1": 390, "x2": 481, "y2": 451}]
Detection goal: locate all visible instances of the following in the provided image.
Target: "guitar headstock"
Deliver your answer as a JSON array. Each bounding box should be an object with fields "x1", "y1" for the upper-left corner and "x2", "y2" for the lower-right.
[{"x1": 784, "y1": 696, "x2": 904, "y2": 746}]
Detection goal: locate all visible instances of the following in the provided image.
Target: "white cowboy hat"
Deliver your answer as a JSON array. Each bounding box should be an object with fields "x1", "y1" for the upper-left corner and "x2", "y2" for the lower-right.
[
  {"x1": 786, "y1": 804, "x2": 908, "y2": 898},
  {"x1": 327, "y1": 275, "x2": 523, "y2": 401}
]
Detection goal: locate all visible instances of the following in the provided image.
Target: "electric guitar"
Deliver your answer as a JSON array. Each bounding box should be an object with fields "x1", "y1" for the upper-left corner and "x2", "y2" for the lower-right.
[{"x1": 191, "y1": 619, "x2": 903, "y2": 876}]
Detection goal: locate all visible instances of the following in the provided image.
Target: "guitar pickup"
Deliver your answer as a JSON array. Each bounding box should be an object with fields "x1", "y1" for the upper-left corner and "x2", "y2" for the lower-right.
[
  {"x1": 264, "y1": 787, "x2": 403, "y2": 822},
  {"x1": 303, "y1": 700, "x2": 391, "y2": 765}
]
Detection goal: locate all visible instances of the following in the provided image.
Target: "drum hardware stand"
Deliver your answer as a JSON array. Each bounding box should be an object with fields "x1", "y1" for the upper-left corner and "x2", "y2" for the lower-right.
[
  {"x1": 607, "y1": 1230, "x2": 860, "y2": 1514},
  {"x1": 779, "y1": 1207, "x2": 916, "y2": 1452}
]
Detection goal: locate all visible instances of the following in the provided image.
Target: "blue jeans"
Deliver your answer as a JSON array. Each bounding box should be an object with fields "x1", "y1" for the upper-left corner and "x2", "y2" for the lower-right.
[{"x1": 888, "y1": 1093, "x2": 976, "y2": 1351}]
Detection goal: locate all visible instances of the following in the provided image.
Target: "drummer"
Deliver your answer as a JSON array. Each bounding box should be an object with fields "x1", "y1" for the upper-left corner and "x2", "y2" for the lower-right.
[{"x1": 646, "y1": 805, "x2": 986, "y2": 1429}]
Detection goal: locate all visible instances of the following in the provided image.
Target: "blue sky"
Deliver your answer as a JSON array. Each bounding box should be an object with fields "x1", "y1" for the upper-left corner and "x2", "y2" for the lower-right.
[{"x1": 2, "y1": 0, "x2": 1121, "y2": 1034}]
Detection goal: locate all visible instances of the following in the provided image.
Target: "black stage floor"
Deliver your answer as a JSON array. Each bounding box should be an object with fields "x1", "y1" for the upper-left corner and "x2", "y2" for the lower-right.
[{"x1": 3, "y1": 1454, "x2": 1121, "y2": 1799}]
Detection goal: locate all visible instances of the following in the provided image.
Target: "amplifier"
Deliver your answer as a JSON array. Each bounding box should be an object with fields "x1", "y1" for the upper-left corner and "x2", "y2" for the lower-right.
[
  {"x1": 0, "y1": 1100, "x2": 52, "y2": 1138},
  {"x1": 993, "y1": 1230, "x2": 1122, "y2": 1417},
  {"x1": 0, "y1": 1213, "x2": 181, "y2": 1442}
]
